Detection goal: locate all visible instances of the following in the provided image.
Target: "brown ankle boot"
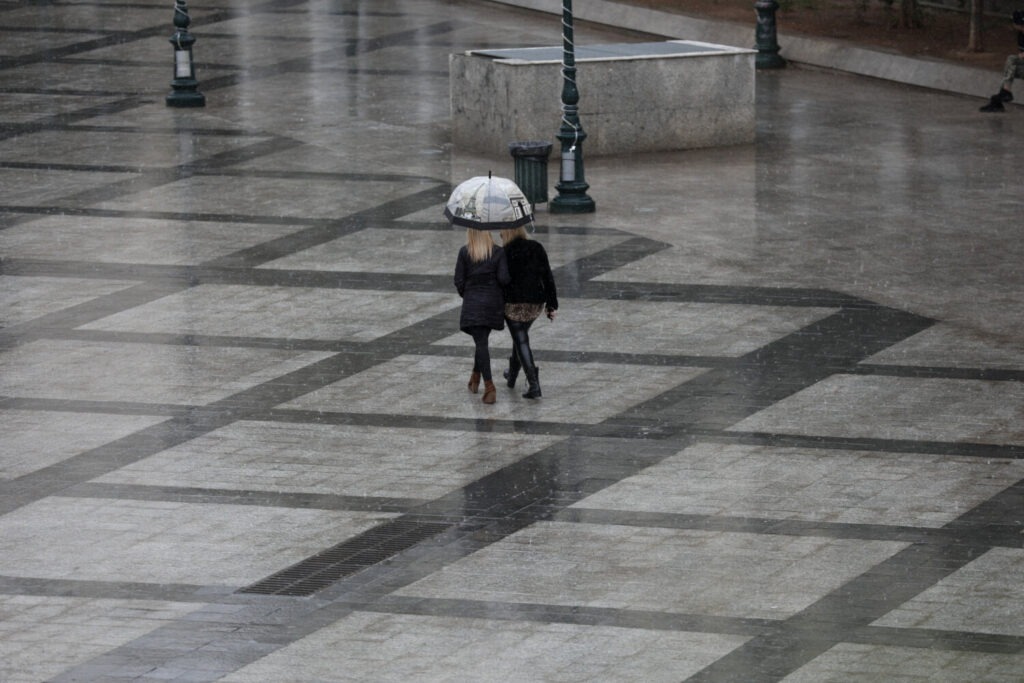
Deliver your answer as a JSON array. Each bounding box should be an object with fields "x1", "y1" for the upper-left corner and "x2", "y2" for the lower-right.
[
  {"x1": 468, "y1": 371, "x2": 481, "y2": 393},
  {"x1": 482, "y1": 380, "x2": 496, "y2": 404}
]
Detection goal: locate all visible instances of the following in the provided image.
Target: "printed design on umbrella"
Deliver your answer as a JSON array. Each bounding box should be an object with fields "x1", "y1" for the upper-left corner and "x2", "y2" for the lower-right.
[{"x1": 444, "y1": 175, "x2": 533, "y2": 230}]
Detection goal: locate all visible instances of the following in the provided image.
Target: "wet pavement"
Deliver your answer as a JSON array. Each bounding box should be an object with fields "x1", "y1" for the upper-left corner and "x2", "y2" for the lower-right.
[{"x1": 2, "y1": 0, "x2": 1024, "y2": 681}]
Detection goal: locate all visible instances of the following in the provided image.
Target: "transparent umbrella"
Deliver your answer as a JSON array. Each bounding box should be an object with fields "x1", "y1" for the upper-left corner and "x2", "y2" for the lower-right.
[{"x1": 444, "y1": 174, "x2": 533, "y2": 230}]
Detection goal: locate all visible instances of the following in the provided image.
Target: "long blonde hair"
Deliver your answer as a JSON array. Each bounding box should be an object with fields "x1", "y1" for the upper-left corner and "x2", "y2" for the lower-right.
[
  {"x1": 466, "y1": 229, "x2": 495, "y2": 262},
  {"x1": 500, "y1": 226, "x2": 528, "y2": 246}
]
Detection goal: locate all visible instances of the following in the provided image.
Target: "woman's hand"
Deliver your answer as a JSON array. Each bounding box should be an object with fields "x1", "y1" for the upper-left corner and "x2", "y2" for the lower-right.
[{"x1": 547, "y1": 308, "x2": 556, "y2": 321}]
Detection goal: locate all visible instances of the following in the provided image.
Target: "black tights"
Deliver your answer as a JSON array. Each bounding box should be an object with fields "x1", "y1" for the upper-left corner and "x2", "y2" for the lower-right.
[
  {"x1": 506, "y1": 319, "x2": 536, "y2": 375},
  {"x1": 468, "y1": 326, "x2": 492, "y2": 382}
]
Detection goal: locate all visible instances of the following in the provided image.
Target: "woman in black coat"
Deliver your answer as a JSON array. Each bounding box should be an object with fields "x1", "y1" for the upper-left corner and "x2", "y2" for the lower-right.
[
  {"x1": 499, "y1": 226, "x2": 558, "y2": 399},
  {"x1": 454, "y1": 228, "x2": 510, "y2": 404}
]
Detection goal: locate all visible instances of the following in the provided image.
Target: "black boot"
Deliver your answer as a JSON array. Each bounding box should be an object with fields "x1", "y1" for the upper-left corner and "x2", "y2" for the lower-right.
[
  {"x1": 503, "y1": 353, "x2": 520, "y2": 388},
  {"x1": 999, "y1": 89, "x2": 1014, "y2": 102},
  {"x1": 522, "y1": 366, "x2": 541, "y2": 399},
  {"x1": 980, "y1": 94, "x2": 1005, "y2": 112}
]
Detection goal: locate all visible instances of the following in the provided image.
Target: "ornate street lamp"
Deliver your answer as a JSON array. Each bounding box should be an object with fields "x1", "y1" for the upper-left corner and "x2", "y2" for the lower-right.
[
  {"x1": 550, "y1": 0, "x2": 595, "y2": 214},
  {"x1": 754, "y1": 0, "x2": 786, "y2": 69},
  {"x1": 167, "y1": 0, "x2": 206, "y2": 107}
]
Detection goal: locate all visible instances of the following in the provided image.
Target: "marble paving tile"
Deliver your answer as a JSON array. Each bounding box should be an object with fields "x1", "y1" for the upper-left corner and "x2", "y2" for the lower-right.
[
  {"x1": 0, "y1": 62, "x2": 199, "y2": 94},
  {"x1": 0, "y1": 275, "x2": 135, "y2": 327},
  {"x1": 221, "y1": 611, "x2": 749, "y2": 683},
  {"x1": 0, "y1": 93, "x2": 109, "y2": 124},
  {"x1": 865, "y1": 323, "x2": 1024, "y2": 370},
  {"x1": 0, "y1": 168, "x2": 137, "y2": 206},
  {"x1": 0, "y1": 129, "x2": 273, "y2": 168},
  {"x1": 0, "y1": 596, "x2": 202, "y2": 683},
  {"x1": 783, "y1": 643, "x2": 1024, "y2": 682},
  {"x1": 258, "y1": 228, "x2": 629, "y2": 275},
  {"x1": 729, "y1": 375, "x2": 1024, "y2": 446},
  {"x1": 0, "y1": 5, "x2": 175, "y2": 30},
  {"x1": 0, "y1": 497, "x2": 397, "y2": 585},
  {"x1": 0, "y1": 215, "x2": 301, "y2": 266},
  {"x1": 0, "y1": 31, "x2": 108, "y2": 57},
  {"x1": 396, "y1": 521, "x2": 907, "y2": 620},
  {"x1": 873, "y1": 548, "x2": 1024, "y2": 637},
  {"x1": 92, "y1": 175, "x2": 420, "y2": 219},
  {"x1": 0, "y1": 339, "x2": 333, "y2": 404},
  {"x1": 0, "y1": 410, "x2": 167, "y2": 481},
  {"x1": 436, "y1": 299, "x2": 836, "y2": 357},
  {"x1": 79, "y1": 285, "x2": 459, "y2": 341},
  {"x1": 95, "y1": 421, "x2": 563, "y2": 499},
  {"x1": 572, "y1": 443, "x2": 1024, "y2": 528},
  {"x1": 282, "y1": 354, "x2": 706, "y2": 424}
]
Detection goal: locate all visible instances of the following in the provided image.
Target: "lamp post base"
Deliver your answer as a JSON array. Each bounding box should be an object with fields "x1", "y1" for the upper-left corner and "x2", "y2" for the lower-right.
[
  {"x1": 550, "y1": 189, "x2": 595, "y2": 214},
  {"x1": 166, "y1": 90, "x2": 206, "y2": 107}
]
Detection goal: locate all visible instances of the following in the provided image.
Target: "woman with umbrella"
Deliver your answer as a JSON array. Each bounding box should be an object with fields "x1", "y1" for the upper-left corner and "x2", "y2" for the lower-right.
[{"x1": 447, "y1": 175, "x2": 529, "y2": 404}]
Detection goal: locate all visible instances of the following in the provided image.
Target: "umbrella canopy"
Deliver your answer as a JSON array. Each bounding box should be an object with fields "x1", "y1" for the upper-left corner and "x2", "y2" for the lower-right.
[{"x1": 444, "y1": 175, "x2": 533, "y2": 230}]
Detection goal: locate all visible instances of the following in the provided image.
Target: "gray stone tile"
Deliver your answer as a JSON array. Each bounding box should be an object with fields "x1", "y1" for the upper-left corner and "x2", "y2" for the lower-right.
[
  {"x1": 0, "y1": 596, "x2": 200, "y2": 683},
  {"x1": 436, "y1": 299, "x2": 835, "y2": 357},
  {"x1": 0, "y1": 93, "x2": 108, "y2": 123},
  {"x1": 282, "y1": 354, "x2": 706, "y2": 424},
  {"x1": 0, "y1": 339, "x2": 333, "y2": 404},
  {"x1": 0, "y1": 275, "x2": 135, "y2": 327},
  {"x1": 396, "y1": 521, "x2": 907, "y2": 620},
  {"x1": 729, "y1": 375, "x2": 1024, "y2": 446},
  {"x1": 93, "y1": 176, "x2": 419, "y2": 219},
  {"x1": 866, "y1": 323, "x2": 1024, "y2": 370},
  {"x1": 0, "y1": 168, "x2": 136, "y2": 205},
  {"x1": 0, "y1": 496, "x2": 397, "y2": 585},
  {"x1": 220, "y1": 611, "x2": 749, "y2": 683},
  {"x1": 783, "y1": 643, "x2": 1024, "y2": 682},
  {"x1": 0, "y1": 215, "x2": 300, "y2": 266},
  {"x1": 0, "y1": 130, "x2": 274, "y2": 168},
  {"x1": 79, "y1": 284, "x2": 459, "y2": 341},
  {"x1": 0, "y1": 409, "x2": 167, "y2": 481},
  {"x1": 572, "y1": 443, "x2": 1024, "y2": 528},
  {"x1": 95, "y1": 421, "x2": 563, "y2": 499},
  {"x1": 257, "y1": 228, "x2": 628, "y2": 275},
  {"x1": 873, "y1": 548, "x2": 1024, "y2": 637}
]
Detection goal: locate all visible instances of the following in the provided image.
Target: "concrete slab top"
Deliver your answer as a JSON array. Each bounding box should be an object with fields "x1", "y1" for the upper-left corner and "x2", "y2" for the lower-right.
[{"x1": 469, "y1": 40, "x2": 754, "y2": 64}]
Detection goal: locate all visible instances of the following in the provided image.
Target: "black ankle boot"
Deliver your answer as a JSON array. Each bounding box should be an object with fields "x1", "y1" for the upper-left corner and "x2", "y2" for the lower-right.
[
  {"x1": 999, "y1": 89, "x2": 1013, "y2": 102},
  {"x1": 980, "y1": 94, "x2": 1006, "y2": 112},
  {"x1": 522, "y1": 367, "x2": 541, "y2": 399},
  {"x1": 503, "y1": 354, "x2": 520, "y2": 388}
]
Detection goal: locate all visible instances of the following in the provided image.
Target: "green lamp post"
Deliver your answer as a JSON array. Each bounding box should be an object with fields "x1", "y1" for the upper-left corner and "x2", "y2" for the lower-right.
[
  {"x1": 754, "y1": 0, "x2": 786, "y2": 69},
  {"x1": 550, "y1": 0, "x2": 595, "y2": 214},
  {"x1": 167, "y1": 0, "x2": 205, "y2": 107}
]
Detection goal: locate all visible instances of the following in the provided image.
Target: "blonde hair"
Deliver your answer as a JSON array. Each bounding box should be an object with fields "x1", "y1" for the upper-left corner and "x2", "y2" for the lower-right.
[
  {"x1": 500, "y1": 226, "x2": 528, "y2": 245},
  {"x1": 466, "y1": 229, "x2": 495, "y2": 262}
]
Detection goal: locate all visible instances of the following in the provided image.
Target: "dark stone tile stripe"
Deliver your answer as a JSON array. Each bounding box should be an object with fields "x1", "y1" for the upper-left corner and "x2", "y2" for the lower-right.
[
  {"x1": 352, "y1": 595, "x2": 775, "y2": 636},
  {"x1": 853, "y1": 362, "x2": 1024, "y2": 383},
  {"x1": 608, "y1": 307, "x2": 935, "y2": 432},
  {"x1": 58, "y1": 482, "x2": 426, "y2": 514},
  {"x1": 239, "y1": 519, "x2": 454, "y2": 596},
  {"x1": 576, "y1": 279, "x2": 873, "y2": 308},
  {"x1": 708, "y1": 430, "x2": 1024, "y2": 461}
]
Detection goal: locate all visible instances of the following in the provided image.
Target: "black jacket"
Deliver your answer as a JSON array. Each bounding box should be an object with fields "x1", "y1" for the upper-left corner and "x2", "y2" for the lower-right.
[
  {"x1": 502, "y1": 238, "x2": 558, "y2": 311},
  {"x1": 454, "y1": 245, "x2": 510, "y2": 331}
]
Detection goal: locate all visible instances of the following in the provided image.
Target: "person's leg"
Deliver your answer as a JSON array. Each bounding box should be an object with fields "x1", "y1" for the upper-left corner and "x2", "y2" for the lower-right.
[
  {"x1": 503, "y1": 320, "x2": 521, "y2": 388},
  {"x1": 1001, "y1": 54, "x2": 1023, "y2": 93},
  {"x1": 508, "y1": 319, "x2": 541, "y2": 399},
  {"x1": 470, "y1": 327, "x2": 497, "y2": 403},
  {"x1": 470, "y1": 327, "x2": 493, "y2": 382}
]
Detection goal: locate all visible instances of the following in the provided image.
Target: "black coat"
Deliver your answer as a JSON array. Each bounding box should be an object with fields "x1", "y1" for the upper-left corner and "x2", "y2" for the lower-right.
[
  {"x1": 502, "y1": 238, "x2": 558, "y2": 310},
  {"x1": 454, "y1": 245, "x2": 510, "y2": 332}
]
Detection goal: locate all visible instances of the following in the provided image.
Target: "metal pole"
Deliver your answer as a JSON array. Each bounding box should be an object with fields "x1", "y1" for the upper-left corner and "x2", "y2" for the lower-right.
[
  {"x1": 167, "y1": 0, "x2": 206, "y2": 107},
  {"x1": 550, "y1": 0, "x2": 595, "y2": 214},
  {"x1": 754, "y1": 0, "x2": 786, "y2": 69}
]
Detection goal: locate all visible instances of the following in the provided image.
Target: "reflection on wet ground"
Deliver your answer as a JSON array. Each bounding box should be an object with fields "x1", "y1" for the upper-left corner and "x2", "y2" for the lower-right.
[{"x1": 2, "y1": 0, "x2": 1024, "y2": 680}]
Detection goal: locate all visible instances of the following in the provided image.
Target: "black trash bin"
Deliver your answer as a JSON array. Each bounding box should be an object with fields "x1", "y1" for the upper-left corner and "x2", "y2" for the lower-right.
[{"x1": 508, "y1": 141, "x2": 552, "y2": 208}]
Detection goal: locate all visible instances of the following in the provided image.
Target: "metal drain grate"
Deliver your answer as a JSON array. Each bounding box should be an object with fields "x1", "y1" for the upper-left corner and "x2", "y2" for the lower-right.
[{"x1": 238, "y1": 519, "x2": 451, "y2": 596}]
